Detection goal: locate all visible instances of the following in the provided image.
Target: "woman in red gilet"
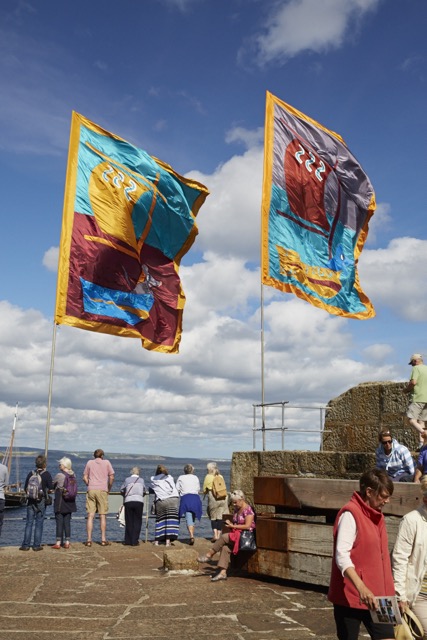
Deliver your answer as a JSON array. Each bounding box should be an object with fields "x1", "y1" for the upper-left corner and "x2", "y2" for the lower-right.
[{"x1": 328, "y1": 468, "x2": 395, "y2": 640}]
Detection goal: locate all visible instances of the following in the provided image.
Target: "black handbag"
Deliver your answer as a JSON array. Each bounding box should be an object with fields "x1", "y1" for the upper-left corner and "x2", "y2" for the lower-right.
[{"x1": 239, "y1": 529, "x2": 256, "y2": 551}]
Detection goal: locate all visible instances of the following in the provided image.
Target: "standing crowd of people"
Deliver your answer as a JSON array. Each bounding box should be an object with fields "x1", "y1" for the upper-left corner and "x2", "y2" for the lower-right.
[{"x1": 0, "y1": 451, "x2": 246, "y2": 574}]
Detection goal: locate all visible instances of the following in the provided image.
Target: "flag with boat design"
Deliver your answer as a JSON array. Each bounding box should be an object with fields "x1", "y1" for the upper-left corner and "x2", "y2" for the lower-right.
[
  {"x1": 55, "y1": 112, "x2": 209, "y2": 353},
  {"x1": 261, "y1": 91, "x2": 375, "y2": 319}
]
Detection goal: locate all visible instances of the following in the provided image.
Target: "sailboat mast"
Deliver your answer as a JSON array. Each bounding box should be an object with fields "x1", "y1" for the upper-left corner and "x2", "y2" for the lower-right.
[{"x1": 4, "y1": 402, "x2": 18, "y2": 475}]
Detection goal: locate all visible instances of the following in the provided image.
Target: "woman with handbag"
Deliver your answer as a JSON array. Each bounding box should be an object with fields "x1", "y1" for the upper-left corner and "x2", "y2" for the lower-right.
[
  {"x1": 392, "y1": 476, "x2": 427, "y2": 638},
  {"x1": 197, "y1": 489, "x2": 256, "y2": 582}
]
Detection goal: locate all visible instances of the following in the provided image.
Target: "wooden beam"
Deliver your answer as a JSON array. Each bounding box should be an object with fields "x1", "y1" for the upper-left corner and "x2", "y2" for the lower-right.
[
  {"x1": 255, "y1": 515, "x2": 401, "y2": 554},
  {"x1": 254, "y1": 476, "x2": 423, "y2": 517},
  {"x1": 256, "y1": 517, "x2": 333, "y2": 555}
]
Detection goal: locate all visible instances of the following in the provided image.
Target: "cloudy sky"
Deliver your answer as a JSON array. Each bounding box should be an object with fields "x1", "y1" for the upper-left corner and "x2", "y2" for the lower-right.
[{"x1": 0, "y1": 0, "x2": 426, "y2": 459}]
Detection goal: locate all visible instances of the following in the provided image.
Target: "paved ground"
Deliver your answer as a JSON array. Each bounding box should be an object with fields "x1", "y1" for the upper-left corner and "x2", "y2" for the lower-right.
[{"x1": 0, "y1": 538, "x2": 341, "y2": 640}]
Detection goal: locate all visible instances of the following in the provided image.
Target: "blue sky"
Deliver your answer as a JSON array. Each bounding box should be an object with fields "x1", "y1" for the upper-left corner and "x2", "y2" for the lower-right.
[{"x1": 0, "y1": 0, "x2": 426, "y2": 459}]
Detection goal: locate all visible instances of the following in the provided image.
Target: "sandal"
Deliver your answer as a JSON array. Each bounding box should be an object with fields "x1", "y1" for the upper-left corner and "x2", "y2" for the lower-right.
[
  {"x1": 100, "y1": 540, "x2": 111, "y2": 546},
  {"x1": 197, "y1": 555, "x2": 211, "y2": 563},
  {"x1": 84, "y1": 541, "x2": 92, "y2": 547},
  {"x1": 189, "y1": 538, "x2": 195, "y2": 546},
  {"x1": 211, "y1": 573, "x2": 227, "y2": 582}
]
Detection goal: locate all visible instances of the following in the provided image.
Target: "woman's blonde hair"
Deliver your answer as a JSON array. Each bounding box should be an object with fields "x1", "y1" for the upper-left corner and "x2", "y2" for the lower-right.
[
  {"x1": 58, "y1": 456, "x2": 72, "y2": 471},
  {"x1": 207, "y1": 462, "x2": 219, "y2": 475}
]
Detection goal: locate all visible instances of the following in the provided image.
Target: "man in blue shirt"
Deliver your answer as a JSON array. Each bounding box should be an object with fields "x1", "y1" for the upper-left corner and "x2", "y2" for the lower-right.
[{"x1": 375, "y1": 429, "x2": 414, "y2": 482}]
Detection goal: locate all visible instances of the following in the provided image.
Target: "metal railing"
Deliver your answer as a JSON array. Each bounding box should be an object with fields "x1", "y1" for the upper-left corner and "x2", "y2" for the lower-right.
[{"x1": 252, "y1": 401, "x2": 330, "y2": 451}]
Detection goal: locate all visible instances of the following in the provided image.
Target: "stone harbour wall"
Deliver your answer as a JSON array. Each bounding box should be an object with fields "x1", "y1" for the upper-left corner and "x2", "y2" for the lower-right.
[
  {"x1": 230, "y1": 450, "x2": 375, "y2": 503},
  {"x1": 230, "y1": 381, "x2": 416, "y2": 503},
  {"x1": 322, "y1": 381, "x2": 416, "y2": 452}
]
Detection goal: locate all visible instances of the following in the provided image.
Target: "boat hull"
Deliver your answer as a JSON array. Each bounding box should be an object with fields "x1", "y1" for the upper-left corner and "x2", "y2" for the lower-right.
[{"x1": 5, "y1": 491, "x2": 27, "y2": 508}]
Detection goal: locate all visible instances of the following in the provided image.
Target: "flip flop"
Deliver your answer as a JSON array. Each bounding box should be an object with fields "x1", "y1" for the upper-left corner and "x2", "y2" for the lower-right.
[
  {"x1": 84, "y1": 541, "x2": 92, "y2": 547},
  {"x1": 100, "y1": 540, "x2": 111, "y2": 546}
]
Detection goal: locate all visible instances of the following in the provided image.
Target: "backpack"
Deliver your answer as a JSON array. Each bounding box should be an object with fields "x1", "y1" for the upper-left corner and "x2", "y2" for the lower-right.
[
  {"x1": 62, "y1": 473, "x2": 78, "y2": 502},
  {"x1": 26, "y1": 471, "x2": 44, "y2": 501},
  {"x1": 211, "y1": 474, "x2": 227, "y2": 500}
]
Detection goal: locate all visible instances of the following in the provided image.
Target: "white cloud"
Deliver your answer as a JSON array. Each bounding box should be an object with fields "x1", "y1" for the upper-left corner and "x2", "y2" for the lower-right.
[
  {"x1": 156, "y1": 0, "x2": 205, "y2": 11},
  {"x1": 359, "y1": 237, "x2": 427, "y2": 321},
  {"x1": 43, "y1": 246, "x2": 59, "y2": 272},
  {"x1": 253, "y1": 0, "x2": 381, "y2": 65},
  {"x1": 188, "y1": 145, "x2": 263, "y2": 260},
  {"x1": 225, "y1": 126, "x2": 264, "y2": 150},
  {"x1": 366, "y1": 202, "x2": 391, "y2": 245},
  {"x1": 362, "y1": 343, "x2": 394, "y2": 362}
]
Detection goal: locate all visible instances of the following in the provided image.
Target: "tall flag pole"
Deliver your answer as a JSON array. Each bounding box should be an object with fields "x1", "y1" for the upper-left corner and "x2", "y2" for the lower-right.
[
  {"x1": 261, "y1": 91, "x2": 375, "y2": 319},
  {"x1": 55, "y1": 112, "x2": 209, "y2": 353}
]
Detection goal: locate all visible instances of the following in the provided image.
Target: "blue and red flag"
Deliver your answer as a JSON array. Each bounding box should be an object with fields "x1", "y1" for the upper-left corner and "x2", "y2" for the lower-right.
[
  {"x1": 55, "y1": 112, "x2": 209, "y2": 352},
  {"x1": 261, "y1": 92, "x2": 375, "y2": 319}
]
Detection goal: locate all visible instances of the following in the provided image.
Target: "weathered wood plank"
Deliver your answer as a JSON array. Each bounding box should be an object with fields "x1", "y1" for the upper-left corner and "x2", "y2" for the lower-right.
[
  {"x1": 247, "y1": 547, "x2": 332, "y2": 587},
  {"x1": 254, "y1": 476, "x2": 423, "y2": 517},
  {"x1": 256, "y1": 515, "x2": 402, "y2": 555},
  {"x1": 256, "y1": 517, "x2": 333, "y2": 556}
]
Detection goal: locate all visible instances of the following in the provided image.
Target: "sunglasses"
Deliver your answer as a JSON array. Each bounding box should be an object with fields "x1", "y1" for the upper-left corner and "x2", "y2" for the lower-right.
[{"x1": 381, "y1": 440, "x2": 392, "y2": 445}]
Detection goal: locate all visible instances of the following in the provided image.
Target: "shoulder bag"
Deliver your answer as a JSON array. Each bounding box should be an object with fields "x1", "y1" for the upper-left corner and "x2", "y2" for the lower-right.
[
  {"x1": 239, "y1": 529, "x2": 256, "y2": 552},
  {"x1": 394, "y1": 608, "x2": 423, "y2": 640}
]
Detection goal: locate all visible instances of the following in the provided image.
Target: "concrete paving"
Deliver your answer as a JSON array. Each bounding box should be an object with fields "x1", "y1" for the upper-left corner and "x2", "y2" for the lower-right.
[{"x1": 1, "y1": 538, "x2": 338, "y2": 640}]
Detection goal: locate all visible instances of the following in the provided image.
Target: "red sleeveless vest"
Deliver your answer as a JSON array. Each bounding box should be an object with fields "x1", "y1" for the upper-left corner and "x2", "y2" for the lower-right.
[{"x1": 328, "y1": 491, "x2": 395, "y2": 608}]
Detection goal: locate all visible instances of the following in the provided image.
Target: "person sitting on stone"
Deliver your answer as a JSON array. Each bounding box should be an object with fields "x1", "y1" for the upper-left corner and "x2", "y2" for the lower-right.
[{"x1": 375, "y1": 429, "x2": 415, "y2": 482}]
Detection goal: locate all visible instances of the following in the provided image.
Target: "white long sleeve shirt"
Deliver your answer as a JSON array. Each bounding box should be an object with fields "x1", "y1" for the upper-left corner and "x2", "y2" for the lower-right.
[
  {"x1": 335, "y1": 511, "x2": 357, "y2": 575},
  {"x1": 175, "y1": 474, "x2": 200, "y2": 496}
]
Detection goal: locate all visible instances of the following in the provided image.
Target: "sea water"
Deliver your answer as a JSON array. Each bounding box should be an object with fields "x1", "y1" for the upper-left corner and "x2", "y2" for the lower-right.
[{"x1": 1, "y1": 455, "x2": 231, "y2": 547}]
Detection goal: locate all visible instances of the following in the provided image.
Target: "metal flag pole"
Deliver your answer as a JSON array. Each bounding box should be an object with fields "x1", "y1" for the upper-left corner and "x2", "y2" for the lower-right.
[
  {"x1": 259, "y1": 91, "x2": 270, "y2": 453},
  {"x1": 260, "y1": 282, "x2": 266, "y2": 451},
  {"x1": 45, "y1": 321, "x2": 58, "y2": 460}
]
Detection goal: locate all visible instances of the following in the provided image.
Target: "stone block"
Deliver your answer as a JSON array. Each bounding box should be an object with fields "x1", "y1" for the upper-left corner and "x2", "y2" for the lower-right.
[
  {"x1": 381, "y1": 382, "x2": 407, "y2": 416},
  {"x1": 163, "y1": 548, "x2": 199, "y2": 571},
  {"x1": 326, "y1": 390, "x2": 352, "y2": 423},
  {"x1": 322, "y1": 381, "x2": 417, "y2": 452},
  {"x1": 350, "y1": 383, "x2": 381, "y2": 425},
  {"x1": 231, "y1": 451, "x2": 260, "y2": 497}
]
